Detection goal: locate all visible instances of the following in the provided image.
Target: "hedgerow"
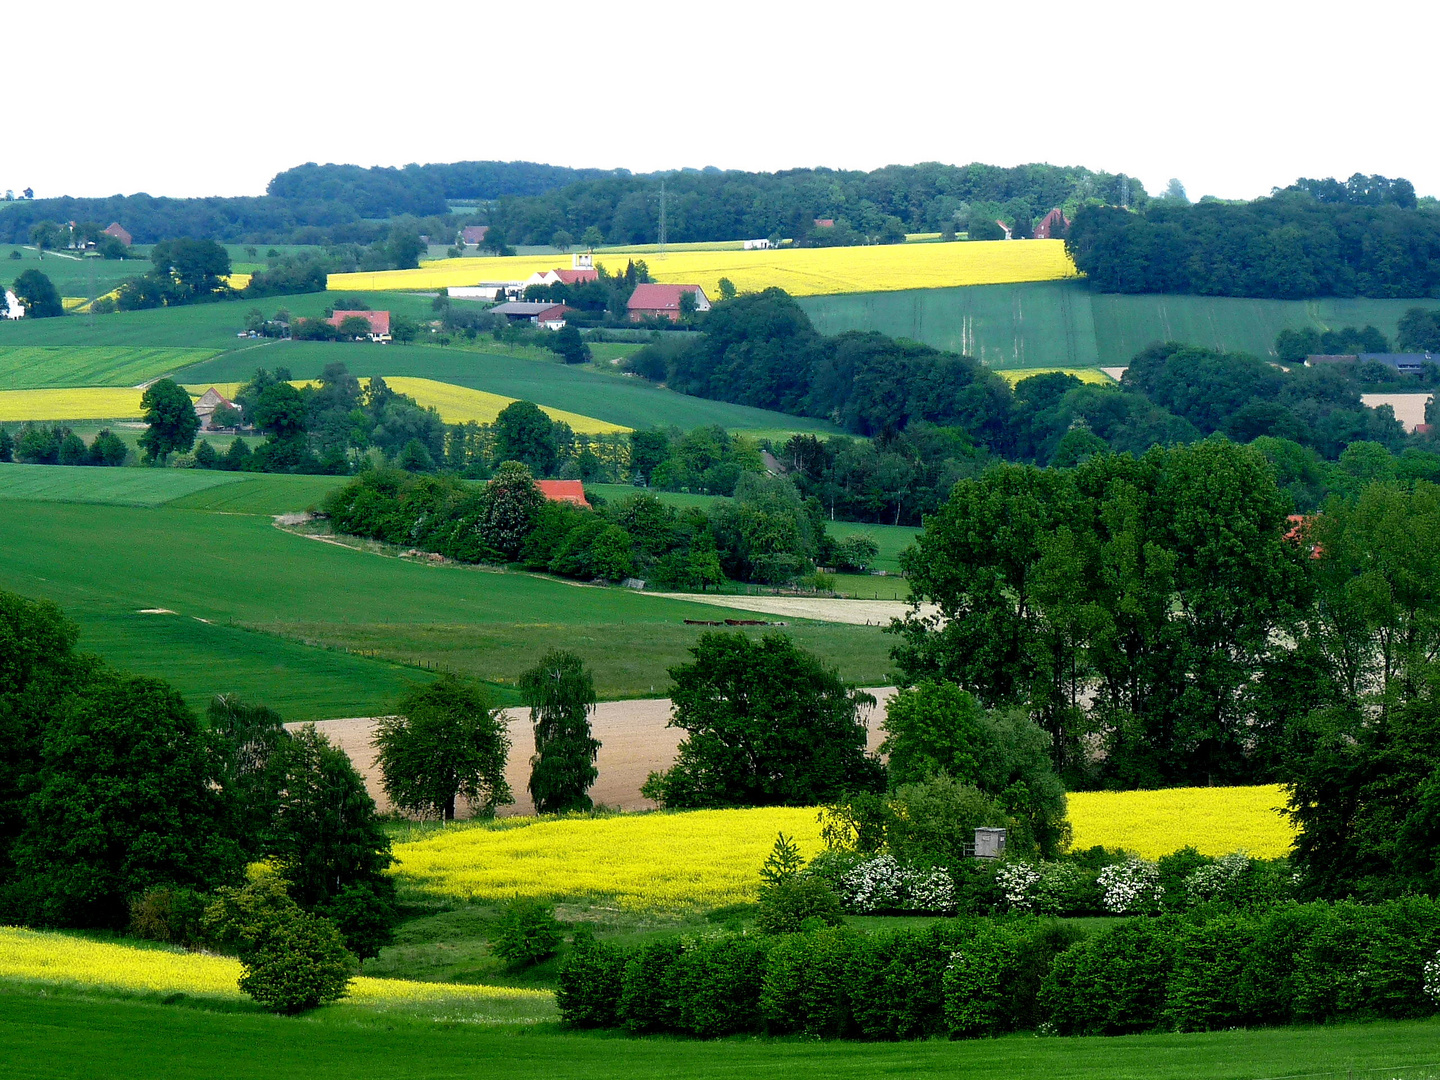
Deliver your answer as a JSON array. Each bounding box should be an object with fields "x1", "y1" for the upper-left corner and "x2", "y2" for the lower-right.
[{"x1": 556, "y1": 898, "x2": 1440, "y2": 1039}]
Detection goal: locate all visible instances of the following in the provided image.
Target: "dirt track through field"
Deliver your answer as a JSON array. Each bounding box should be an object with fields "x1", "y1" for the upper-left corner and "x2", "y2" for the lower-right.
[
  {"x1": 651, "y1": 593, "x2": 932, "y2": 626},
  {"x1": 292, "y1": 688, "x2": 895, "y2": 818}
]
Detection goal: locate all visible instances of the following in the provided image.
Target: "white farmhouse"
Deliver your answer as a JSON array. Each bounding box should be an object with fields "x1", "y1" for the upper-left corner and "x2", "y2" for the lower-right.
[{"x1": 3, "y1": 290, "x2": 23, "y2": 319}]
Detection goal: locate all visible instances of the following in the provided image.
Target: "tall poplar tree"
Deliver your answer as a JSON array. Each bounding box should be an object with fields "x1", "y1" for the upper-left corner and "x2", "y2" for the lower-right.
[{"x1": 520, "y1": 651, "x2": 601, "y2": 814}]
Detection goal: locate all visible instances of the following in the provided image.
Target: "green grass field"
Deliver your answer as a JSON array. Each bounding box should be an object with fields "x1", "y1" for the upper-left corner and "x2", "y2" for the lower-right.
[
  {"x1": 4, "y1": 989, "x2": 1438, "y2": 1080},
  {"x1": 800, "y1": 281, "x2": 1440, "y2": 368},
  {"x1": 174, "y1": 340, "x2": 841, "y2": 435},
  {"x1": 0, "y1": 346, "x2": 218, "y2": 389},
  {"x1": 0, "y1": 491, "x2": 891, "y2": 714},
  {"x1": 1, "y1": 247, "x2": 146, "y2": 294},
  {"x1": 0, "y1": 462, "x2": 249, "y2": 505},
  {"x1": 0, "y1": 292, "x2": 837, "y2": 434}
]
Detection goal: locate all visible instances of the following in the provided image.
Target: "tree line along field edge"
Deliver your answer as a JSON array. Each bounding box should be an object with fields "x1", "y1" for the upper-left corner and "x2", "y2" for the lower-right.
[{"x1": 798, "y1": 281, "x2": 1440, "y2": 369}]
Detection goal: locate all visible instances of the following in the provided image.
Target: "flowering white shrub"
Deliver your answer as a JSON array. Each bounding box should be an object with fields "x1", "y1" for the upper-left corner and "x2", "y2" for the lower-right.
[
  {"x1": 1185, "y1": 851, "x2": 1251, "y2": 906},
  {"x1": 841, "y1": 855, "x2": 908, "y2": 913},
  {"x1": 995, "y1": 861, "x2": 1043, "y2": 912},
  {"x1": 907, "y1": 866, "x2": 955, "y2": 913},
  {"x1": 1424, "y1": 950, "x2": 1440, "y2": 1004},
  {"x1": 839, "y1": 856, "x2": 954, "y2": 914},
  {"x1": 1097, "y1": 857, "x2": 1164, "y2": 914}
]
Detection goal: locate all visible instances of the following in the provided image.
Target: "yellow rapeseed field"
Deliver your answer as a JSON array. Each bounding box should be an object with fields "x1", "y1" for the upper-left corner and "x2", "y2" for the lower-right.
[
  {"x1": 182, "y1": 378, "x2": 627, "y2": 434},
  {"x1": 393, "y1": 808, "x2": 826, "y2": 912},
  {"x1": 0, "y1": 926, "x2": 550, "y2": 1005},
  {"x1": 0, "y1": 387, "x2": 145, "y2": 422},
  {"x1": 393, "y1": 788, "x2": 1295, "y2": 913},
  {"x1": 995, "y1": 367, "x2": 1116, "y2": 386},
  {"x1": 328, "y1": 240, "x2": 1079, "y2": 298},
  {"x1": 1067, "y1": 785, "x2": 1295, "y2": 860},
  {"x1": 382, "y1": 377, "x2": 629, "y2": 433}
]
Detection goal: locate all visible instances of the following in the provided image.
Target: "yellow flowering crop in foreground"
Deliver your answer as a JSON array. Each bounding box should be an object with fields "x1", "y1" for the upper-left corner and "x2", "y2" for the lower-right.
[
  {"x1": 995, "y1": 367, "x2": 1116, "y2": 386},
  {"x1": 0, "y1": 926, "x2": 549, "y2": 1005},
  {"x1": 182, "y1": 378, "x2": 627, "y2": 435},
  {"x1": 1067, "y1": 785, "x2": 1295, "y2": 860},
  {"x1": 328, "y1": 239, "x2": 1079, "y2": 298},
  {"x1": 0, "y1": 387, "x2": 145, "y2": 422},
  {"x1": 393, "y1": 808, "x2": 826, "y2": 912}
]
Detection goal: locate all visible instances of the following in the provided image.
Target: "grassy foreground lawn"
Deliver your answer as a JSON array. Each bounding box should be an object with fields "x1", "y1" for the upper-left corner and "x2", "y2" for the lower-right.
[{"x1": 4, "y1": 989, "x2": 1439, "y2": 1080}]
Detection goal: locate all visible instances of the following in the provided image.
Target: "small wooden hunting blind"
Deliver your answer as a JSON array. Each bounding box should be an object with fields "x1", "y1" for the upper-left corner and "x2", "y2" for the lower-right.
[{"x1": 973, "y1": 827, "x2": 1007, "y2": 859}]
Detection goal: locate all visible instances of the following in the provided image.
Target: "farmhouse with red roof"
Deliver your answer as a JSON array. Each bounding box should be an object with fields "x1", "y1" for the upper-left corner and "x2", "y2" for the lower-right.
[
  {"x1": 1033, "y1": 208, "x2": 1070, "y2": 239},
  {"x1": 460, "y1": 225, "x2": 489, "y2": 246},
  {"x1": 535, "y1": 480, "x2": 590, "y2": 508},
  {"x1": 627, "y1": 283, "x2": 710, "y2": 323},
  {"x1": 328, "y1": 309, "x2": 391, "y2": 342},
  {"x1": 102, "y1": 222, "x2": 132, "y2": 247}
]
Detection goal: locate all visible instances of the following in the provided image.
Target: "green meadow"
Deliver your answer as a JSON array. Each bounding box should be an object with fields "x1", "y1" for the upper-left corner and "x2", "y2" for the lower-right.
[
  {"x1": 1, "y1": 247, "x2": 147, "y2": 294},
  {"x1": 0, "y1": 291, "x2": 838, "y2": 435},
  {"x1": 0, "y1": 345, "x2": 218, "y2": 389},
  {"x1": 3, "y1": 990, "x2": 1439, "y2": 1080},
  {"x1": 800, "y1": 280, "x2": 1440, "y2": 368},
  {"x1": 0, "y1": 475, "x2": 893, "y2": 715}
]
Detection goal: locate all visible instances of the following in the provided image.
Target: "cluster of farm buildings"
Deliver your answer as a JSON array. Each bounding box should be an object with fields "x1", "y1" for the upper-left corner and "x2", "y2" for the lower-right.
[{"x1": 447, "y1": 253, "x2": 710, "y2": 329}]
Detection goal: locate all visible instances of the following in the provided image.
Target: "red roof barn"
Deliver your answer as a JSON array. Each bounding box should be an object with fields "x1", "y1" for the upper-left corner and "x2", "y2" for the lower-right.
[
  {"x1": 102, "y1": 222, "x2": 132, "y2": 247},
  {"x1": 461, "y1": 225, "x2": 489, "y2": 245},
  {"x1": 535, "y1": 480, "x2": 590, "y2": 507},
  {"x1": 328, "y1": 310, "x2": 391, "y2": 340},
  {"x1": 627, "y1": 283, "x2": 711, "y2": 322}
]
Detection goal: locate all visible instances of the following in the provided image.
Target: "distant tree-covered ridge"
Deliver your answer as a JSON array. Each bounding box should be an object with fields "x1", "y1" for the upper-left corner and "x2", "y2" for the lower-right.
[
  {"x1": 0, "y1": 160, "x2": 1141, "y2": 246},
  {"x1": 1068, "y1": 175, "x2": 1440, "y2": 299}
]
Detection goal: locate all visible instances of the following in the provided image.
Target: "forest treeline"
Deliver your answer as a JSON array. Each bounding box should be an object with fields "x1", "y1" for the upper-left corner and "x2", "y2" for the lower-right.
[
  {"x1": 0, "y1": 160, "x2": 1140, "y2": 246},
  {"x1": 1067, "y1": 176, "x2": 1440, "y2": 298},
  {"x1": 629, "y1": 289, "x2": 1428, "y2": 489}
]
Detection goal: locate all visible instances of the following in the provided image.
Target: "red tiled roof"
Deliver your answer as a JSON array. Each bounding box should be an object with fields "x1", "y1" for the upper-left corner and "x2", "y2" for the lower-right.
[
  {"x1": 535, "y1": 480, "x2": 590, "y2": 507},
  {"x1": 813, "y1": 218, "x2": 835, "y2": 228},
  {"x1": 102, "y1": 222, "x2": 132, "y2": 246},
  {"x1": 461, "y1": 225, "x2": 489, "y2": 243},
  {"x1": 554, "y1": 268, "x2": 598, "y2": 285},
  {"x1": 328, "y1": 310, "x2": 390, "y2": 335},
  {"x1": 627, "y1": 283, "x2": 706, "y2": 312}
]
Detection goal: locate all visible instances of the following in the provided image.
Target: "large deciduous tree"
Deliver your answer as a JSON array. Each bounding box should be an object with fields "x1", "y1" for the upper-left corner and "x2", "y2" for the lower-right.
[
  {"x1": 374, "y1": 675, "x2": 513, "y2": 821},
  {"x1": 10, "y1": 671, "x2": 243, "y2": 927},
  {"x1": 520, "y1": 651, "x2": 601, "y2": 814},
  {"x1": 11, "y1": 268, "x2": 63, "y2": 317},
  {"x1": 138, "y1": 378, "x2": 200, "y2": 464},
  {"x1": 265, "y1": 724, "x2": 394, "y2": 908},
  {"x1": 642, "y1": 632, "x2": 883, "y2": 808}
]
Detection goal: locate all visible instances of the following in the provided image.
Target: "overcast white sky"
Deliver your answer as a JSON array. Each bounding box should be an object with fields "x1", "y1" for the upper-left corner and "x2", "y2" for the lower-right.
[{"x1": 8, "y1": 1, "x2": 1433, "y2": 202}]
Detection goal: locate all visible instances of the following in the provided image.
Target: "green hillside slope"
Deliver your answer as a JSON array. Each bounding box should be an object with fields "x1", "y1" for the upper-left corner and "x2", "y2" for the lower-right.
[{"x1": 800, "y1": 282, "x2": 1440, "y2": 368}]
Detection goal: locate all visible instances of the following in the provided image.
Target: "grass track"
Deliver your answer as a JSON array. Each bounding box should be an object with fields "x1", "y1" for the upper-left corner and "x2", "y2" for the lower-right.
[
  {"x1": 800, "y1": 281, "x2": 1440, "y2": 368},
  {"x1": 3, "y1": 990, "x2": 1438, "y2": 1080}
]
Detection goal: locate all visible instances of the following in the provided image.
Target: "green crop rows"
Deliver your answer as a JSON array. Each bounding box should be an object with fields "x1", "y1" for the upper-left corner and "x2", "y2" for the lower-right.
[
  {"x1": 800, "y1": 281, "x2": 1440, "y2": 368},
  {"x1": 0, "y1": 346, "x2": 218, "y2": 389}
]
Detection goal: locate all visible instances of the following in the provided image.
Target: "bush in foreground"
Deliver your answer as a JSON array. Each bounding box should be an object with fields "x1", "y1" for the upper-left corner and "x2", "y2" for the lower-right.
[{"x1": 556, "y1": 897, "x2": 1440, "y2": 1040}]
